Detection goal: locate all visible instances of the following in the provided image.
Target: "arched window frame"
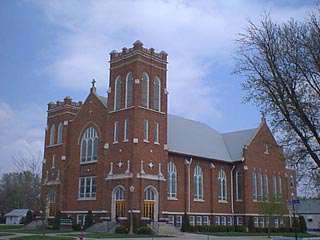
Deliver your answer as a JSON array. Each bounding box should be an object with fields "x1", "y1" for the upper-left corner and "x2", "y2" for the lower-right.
[
  {"x1": 49, "y1": 124, "x2": 55, "y2": 145},
  {"x1": 114, "y1": 76, "x2": 121, "y2": 111},
  {"x1": 153, "y1": 77, "x2": 161, "y2": 111},
  {"x1": 57, "y1": 122, "x2": 63, "y2": 144},
  {"x1": 167, "y1": 161, "x2": 177, "y2": 199},
  {"x1": 194, "y1": 164, "x2": 203, "y2": 200},
  {"x1": 252, "y1": 171, "x2": 258, "y2": 201},
  {"x1": 113, "y1": 186, "x2": 125, "y2": 200},
  {"x1": 235, "y1": 171, "x2": 243, "y2": 201},
  {"x1": 144, "y1": 186, "x2": 156, "y2": 200},
  {"x1": 80, "y1": 127, "x2": 99, "y2": 164},
  {"x1": 141, "y1": 72, "x2": 149, "y2": 108},
  {"x1": 218, "y1": 168, "x2": 227, "y2": 201},
  {"x1": 125, "y1": 72, "x2": 133, "y2": 108}
]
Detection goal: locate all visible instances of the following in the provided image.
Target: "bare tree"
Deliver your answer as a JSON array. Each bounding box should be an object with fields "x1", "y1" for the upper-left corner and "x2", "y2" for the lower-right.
[
  {"x1": 235, "y1": 10, "x2": 320, "y2": 195},
  {"x1": 0, "y1": 150, "x2": 42, "y2": 214}
]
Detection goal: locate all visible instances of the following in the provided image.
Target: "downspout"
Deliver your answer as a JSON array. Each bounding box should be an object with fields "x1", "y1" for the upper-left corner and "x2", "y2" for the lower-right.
[
  {"x1": 231, "y1": 165, "x2": 236, "y2": 215},
  {"x1": 186, "y1": 157, "x2": 193, "y2": 213}
]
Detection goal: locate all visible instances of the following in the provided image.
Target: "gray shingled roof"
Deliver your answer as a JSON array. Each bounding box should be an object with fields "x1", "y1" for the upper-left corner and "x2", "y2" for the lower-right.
[
  {"x1": 97, "y1": 95, "x2": 108, "y2": 107},
  {"x1": 223, "y1": 128, "x2": 258, "y2": 161},
  {"x1": 296, "y1": 199, "x2": 320, "y2": 214},
  {"x1": 5, "y1": 209, "x2": 29, "y2": 217},
  {"x1": 167, "y1": 114, "x2": 258, "y2": 162}
]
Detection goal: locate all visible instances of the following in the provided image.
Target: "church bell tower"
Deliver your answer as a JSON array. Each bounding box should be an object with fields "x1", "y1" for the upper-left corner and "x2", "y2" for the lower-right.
[{"x1": 106, "y1": 40, "x2": 168, "y2": 222}]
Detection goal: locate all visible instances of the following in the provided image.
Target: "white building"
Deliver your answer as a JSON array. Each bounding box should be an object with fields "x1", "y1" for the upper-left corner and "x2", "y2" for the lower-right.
[
  {"x1": 296, "y1": 199, "x2": 320, "y2": 234},
  {"x1": 5, "y1": 209, "x2": 29, "y2": 225}
]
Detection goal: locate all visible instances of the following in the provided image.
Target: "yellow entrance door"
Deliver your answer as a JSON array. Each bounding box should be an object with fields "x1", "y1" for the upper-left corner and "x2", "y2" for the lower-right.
[
  {"x1": 116, "y1": 200, "x2": 126, "y2": 218},
  {"x1": 143, "y1": 200, "x2": 155, "y2": 219}
]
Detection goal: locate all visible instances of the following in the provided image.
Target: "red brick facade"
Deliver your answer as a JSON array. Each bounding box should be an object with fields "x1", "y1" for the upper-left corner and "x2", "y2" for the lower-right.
[{"x1": 41, "y1": 41, "x2": 296, "y2": 228}]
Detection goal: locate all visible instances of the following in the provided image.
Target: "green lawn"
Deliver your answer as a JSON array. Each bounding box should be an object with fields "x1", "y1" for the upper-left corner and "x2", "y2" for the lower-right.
[
  {"x1": 201, "y1": 231, "x2": 318, "y2": 237},
  {"x1": 4, "y1": 229, "x2": 76, "y2": 234},
  {"x1": 12, "y1": 236, "x2": 74, "y2": 240},
  {"x1": 0, "y1": 224, "x2": 23, "y2": 231},
  {"x1": 0, "y1": 233, "x2": 14, "y2": 236},
  {"x1": 63, "y1": 232, "x2": 167, "y2": 238}
]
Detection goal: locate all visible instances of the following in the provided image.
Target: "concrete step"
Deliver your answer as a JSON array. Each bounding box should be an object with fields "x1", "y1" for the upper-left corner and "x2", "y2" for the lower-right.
[
  {"x1": 149, "y1": 222, "x2": 182, "y2": 236},
  {"x1": 86, "y1": 221, "x2": 117, "y2": 233}
]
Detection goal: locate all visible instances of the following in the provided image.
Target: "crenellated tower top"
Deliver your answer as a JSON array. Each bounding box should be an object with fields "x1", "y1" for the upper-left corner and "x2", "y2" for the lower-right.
[
  {"x1": 109, "y1": 40, "x2": 168, "y2": 64},
  {"x1": 48, "y1": 96, "x2": 82, "y2": 112}
]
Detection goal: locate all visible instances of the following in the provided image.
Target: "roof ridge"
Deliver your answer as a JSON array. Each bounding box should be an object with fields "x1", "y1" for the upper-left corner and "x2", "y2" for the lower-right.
[
  {"x1": 222, "y1": 127, "x2": 258, "y2": 135},
  {"x1": 168, "y1": 114, "x2": 220, "y2": 134}
]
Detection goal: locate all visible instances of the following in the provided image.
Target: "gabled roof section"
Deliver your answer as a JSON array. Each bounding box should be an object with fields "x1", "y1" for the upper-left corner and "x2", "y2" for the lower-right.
[
  {"x1": 167, "y1": 114, "x2": 258, "y2": 162},
  {"x1": 5, "y1": 209, "x2": 29, "y2": 217},
  {"x1": 296, "y1": 199, "x2": 320, "y2": 214},
  {"x1": 97, "y1": 95, "x2": 108, "y2": 107},
  {"x1": 222, "y1": 128, "x2": 258, "y2": 161},
  {"x1": 168, "y1": 115, "x2": 232, "y2": 162}
]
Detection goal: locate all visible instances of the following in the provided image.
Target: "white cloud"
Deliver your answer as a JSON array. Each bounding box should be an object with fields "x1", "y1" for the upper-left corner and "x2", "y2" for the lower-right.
[
  {"x1": 0, "y1": 100, "x2": 45, "y2": 175},
  {"x1": 34, "y1": 0, "x2": 313, "y2": 123}
]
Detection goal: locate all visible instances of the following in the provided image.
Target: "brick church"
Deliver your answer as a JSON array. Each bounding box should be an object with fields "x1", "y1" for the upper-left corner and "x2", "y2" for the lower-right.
[{"x1": 41, "y1": 41, "x2": 296, "y2": 229}]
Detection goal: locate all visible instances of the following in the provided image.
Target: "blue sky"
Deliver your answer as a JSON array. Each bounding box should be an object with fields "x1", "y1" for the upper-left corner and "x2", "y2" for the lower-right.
[{"x1": 0, "y1": 0, "x2": 315, "y2": 174}]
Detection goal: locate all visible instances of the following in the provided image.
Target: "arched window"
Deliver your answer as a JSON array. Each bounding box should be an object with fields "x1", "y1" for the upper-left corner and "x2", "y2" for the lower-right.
[
  {"x1": 153, "y1": 77, "x2": 161, "y2": 111},
  {"x1": 114, "y1": 76, "x2": 121, "y2": 110},
  {"x1": 49, "y1": 124, "x2": 55, "y2": 145},
  {"x1": 80, "y1": 127, "x2": 99, "y2": 163},
  {"x1": 144, "y1": 186, "x2": 156, "y2": 200},
  {"x1": 57, "y1": 122, "x2": 63, "y2": 144},
  {"x1": 194, "y1": 164, "x2": 203, "y2": 200},
  {"x1": 114, "y1": 186, "x2": 125, "y2": 200},
  {"x1": 235, "y1": 171, "x2": 243, "y2": 201},
  {"x1": 252, "y1": 171, "x2": 258, "y2": 201},
  {"x1": 125, "y1": 72, "x2": 133, "y2": 108},
  {"x1": 218, "y1": 169, "x2": 227, "y2": 201},
  {"x1": 141, "y1": 72, "x2": 149, "y2": 108},
  {"x1": 48, "y1": 190, "x2": 56, "y2": 203},
  {"x1": 167, "y1": 161, "x2": 177, "y2": 199}
]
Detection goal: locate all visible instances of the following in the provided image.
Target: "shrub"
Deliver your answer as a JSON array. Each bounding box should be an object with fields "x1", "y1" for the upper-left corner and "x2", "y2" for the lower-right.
[
  {"x1": 85, "y1": 210, "x2": 94, "y2": 229},
  {"x1": 72, "y1": 224, "x2": 81, "y2": 231},
  {"x1": 52, "y1": 211, "x2": 61, "y2": 229},
  {"x1": 247, "y1": 217, "x2": 254, "y2": 232},
  {"x1": 136, "y1": 225, "x2": 153, "y2": 235},
  {"x1": 181, "y1": 213, "x2": 190, "y2": 232},
  {"x1": 23, "y1": 210, "x2": 33, "y2": 225},
  {"x1": 115, "y1": 225, "x2": 129, "y2": 234},
  {"x1": 0, "y1": 213, "x2": 4, "y2": 224},
  {"x1": 299, "y1": 216, "x2": 307, "y2": 233}
]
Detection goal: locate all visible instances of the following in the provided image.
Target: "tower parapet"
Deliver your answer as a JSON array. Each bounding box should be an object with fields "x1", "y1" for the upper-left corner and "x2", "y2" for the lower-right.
[
  {"x1": 48, "y1": 96, "x2": 82, "y2": 113},
  {"x1": 110, "y1": 40, "x2": 168, "y2": 64}
]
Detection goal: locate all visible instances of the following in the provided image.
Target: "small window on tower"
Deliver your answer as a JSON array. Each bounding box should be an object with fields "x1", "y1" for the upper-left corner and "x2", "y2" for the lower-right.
[
  {"x1": 143, "y1": 119, "x2": 149, "y2": 142},
  {"x1": 264, "y1": 143, "x2": 271, "y2": 155},
  {"x1": 154, "y1": 122, "x2": 159, "y2": 144},
  {"x1": 114, "y1": 121, "x2": 119, "y2": 143},
  {"x1": 124, "y1": 119, "x2": 129, "y2": 142}
]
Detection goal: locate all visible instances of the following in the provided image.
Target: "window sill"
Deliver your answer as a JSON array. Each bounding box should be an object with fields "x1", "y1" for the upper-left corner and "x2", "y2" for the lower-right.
[
  {"x1": 77, "y1": 197, "x2": 96, "y2": 201},
  {"x1": 194, "y1": 198, "x2": 204, "y2": 202},
  {"x1": 123, "y1": 139, "x2": 129, "y2": 143},
  {"x1": 143, "y1": 140, "x2": 149, "y2": 143},
  {"x1": 47, "y1": 143, "x2": 63, "y2": 148},
  {"x1": 80, "y1": 160, "x2": 98, "y2": 165},
  {"x1": 236, "y1": 199, "x2": 243, "y2": 202},
  {"x1": 154, "y1": 142, "x2": 160, "y2": 145},
  {"x1": 218, "y1": 200, "x2": 228, "y2": 204},
  {"x1": 113, "y1": 141, "x2": 118, "y2": 144},
  {"x1": 138, "y1": 106, "x2": 166, "y2": 115},
  {"x1": 167, "y1": 197, "x2": 178, "y2": 201},
  {"x1": 109, "y1": 106, "x2": 135, "y2": 114}
]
